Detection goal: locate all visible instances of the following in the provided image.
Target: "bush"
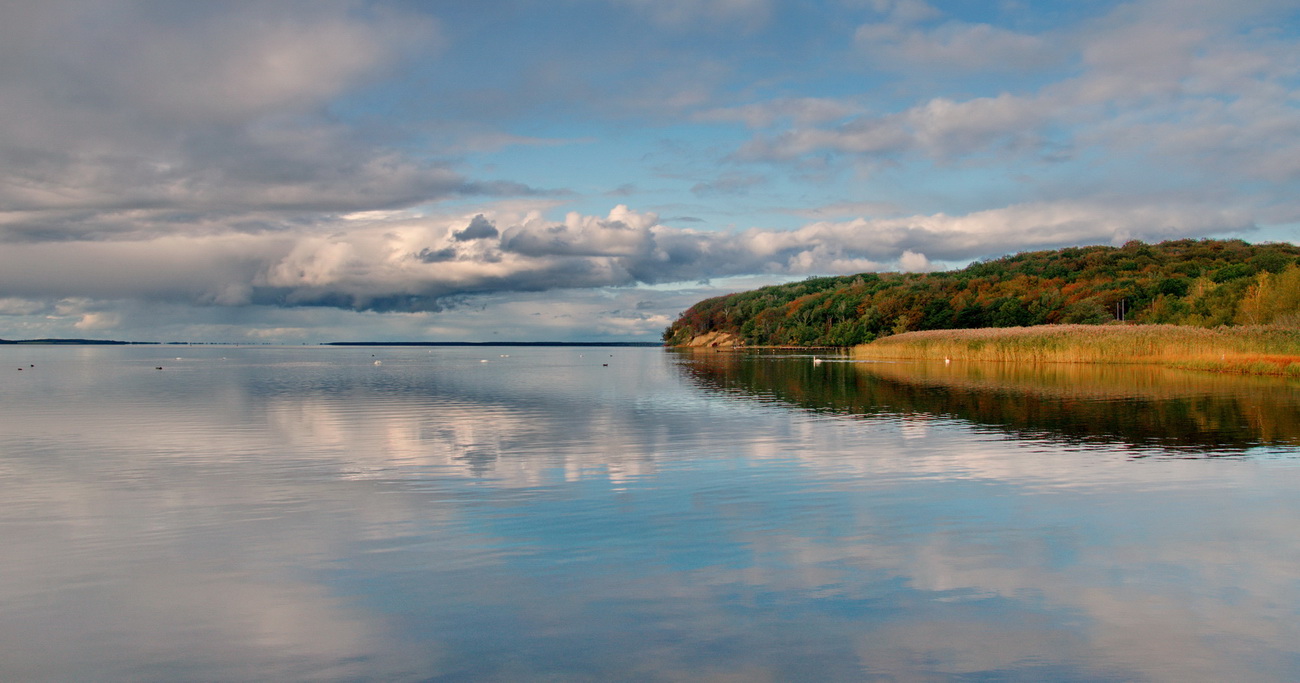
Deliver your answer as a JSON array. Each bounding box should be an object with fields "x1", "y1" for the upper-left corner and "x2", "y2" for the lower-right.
[
  {"x1": 1157, "y1": 277, "x2": 1191, "y2": 297},
  {"x1": 1061, "y1": 299, "x2": 1109, "y2": 324},
  {"x1": 1212, "y1": 263, "x2": 1253, "y2": 283}
]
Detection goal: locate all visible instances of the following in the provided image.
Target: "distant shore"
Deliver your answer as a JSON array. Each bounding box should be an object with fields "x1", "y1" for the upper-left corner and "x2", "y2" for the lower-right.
[
  {"x1": 850, "y1": 324, "x2": 1300, "y2": 377},
  {"x1": 0, "y1": 338, "x2": 141, "y2": 345},
  {"x1": 0, "y1": 339, "x2": 661, "y2": 347},
  {"x1": 324, "y1": 341, "x2": 662, "y2": 347}
]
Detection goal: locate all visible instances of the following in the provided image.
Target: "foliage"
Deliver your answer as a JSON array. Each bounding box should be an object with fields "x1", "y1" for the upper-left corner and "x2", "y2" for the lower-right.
[
  {"x1": 1236, "y1": 264, "x2": 1300, "y2": 326},
  {"x1": 662, "y1": 239, "x2": 1300, "y2": 347}
]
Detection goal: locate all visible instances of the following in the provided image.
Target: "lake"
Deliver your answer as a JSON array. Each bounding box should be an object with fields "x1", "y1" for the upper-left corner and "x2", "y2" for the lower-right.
[{"x1": 2, "y1": 344, "x2": 1300, "y2": 681}]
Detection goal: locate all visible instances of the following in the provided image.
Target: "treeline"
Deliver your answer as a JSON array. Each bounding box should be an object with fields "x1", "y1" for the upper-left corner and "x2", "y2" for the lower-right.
[{"x1": 662, "y1": 239, "x2": 1300, "y2": 347}]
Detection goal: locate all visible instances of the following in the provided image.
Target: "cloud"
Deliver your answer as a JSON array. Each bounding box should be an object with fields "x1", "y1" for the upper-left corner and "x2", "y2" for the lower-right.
[
  {"x1": 500, "y1": 206, "x2": 657, "y2": 258},
  {"x1": 865, "y1": 0, "x2": 943, "y2": 25},
  {"x1": 732, "y1": 0, "x2": 1300, "y2": 214},
  {"x1": 452, "y1": 215, "x2": 500, "y2": 241},
  {"x1": 690, "y1": 173, "x2": 767, "y2": 197},
  {"x1": 418, "y1": 247, "x2": 459, "y2": 263},
  {"x1": 72, "y1": 311, "x2": 123, "y2": 331},
  {"x1": 0, "y1": 1, "x2": 482, "y2": 240},
  {"x1": 693, "y1": 98, "x2": 859, "y2": 129},
  {"x1": 614, "y1": 0, "x2": 773, "y2": 31},
  {"x1": 781, "y1": 201, "x2": 904, "y2": 219},
  {"x1": 0, "y1": 198, "x2": 1255, "y2": 320},
  {"x1": 0, "y1": 298, "x2": 47, "y2": 317},
  {"x1": 855, "y1": 19, "x2": 1057, "y2": 72},
  {"x1": 898, "y1": 250, "x2": 931, "y2": 272},
  {"x1": 0, "y1": 0, "x2": 1293, "y2": 342},
  {"x1": 736, "y1": 92, "x2": 1049, "y2": 162}
]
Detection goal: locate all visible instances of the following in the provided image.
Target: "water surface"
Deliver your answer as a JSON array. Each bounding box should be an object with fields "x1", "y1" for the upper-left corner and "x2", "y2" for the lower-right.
[{"x1": 2, "y1": 345, "x2": 1299, "y2": 681}]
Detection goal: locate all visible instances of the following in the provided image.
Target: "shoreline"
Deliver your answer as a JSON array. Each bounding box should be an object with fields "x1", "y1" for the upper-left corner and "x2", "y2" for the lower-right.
[
  {"x1": 849, "y1": 324, "x2": 1300, "y2": 377},
  {"x1": 673, "y1": 324, "x2": 1300, "y2": 377}
]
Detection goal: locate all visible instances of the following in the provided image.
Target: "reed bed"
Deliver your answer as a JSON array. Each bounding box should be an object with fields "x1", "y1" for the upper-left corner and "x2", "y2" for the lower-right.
[{"x1": 852, "y1": 324, "x2": 1300, "y2": 377}]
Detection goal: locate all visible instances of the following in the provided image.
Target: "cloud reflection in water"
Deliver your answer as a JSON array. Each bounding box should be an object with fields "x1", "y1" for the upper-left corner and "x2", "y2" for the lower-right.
[{"x1": 1, "y1": 346, "x2": 1299, "y2": 680}]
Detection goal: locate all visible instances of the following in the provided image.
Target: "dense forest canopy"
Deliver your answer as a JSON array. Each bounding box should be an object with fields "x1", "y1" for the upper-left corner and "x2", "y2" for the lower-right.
[{"x1": 662, "y1": 239, "x2": 1300, "y2": 347}]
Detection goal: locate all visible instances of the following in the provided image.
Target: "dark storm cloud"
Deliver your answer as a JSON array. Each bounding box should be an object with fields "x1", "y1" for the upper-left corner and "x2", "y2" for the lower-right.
[
  {"x1": 418, "y1": 247, "x2": 459, "y2": 263},
  {"x1": 452, "y1": 215, "x2": 500, "y2": 241}
]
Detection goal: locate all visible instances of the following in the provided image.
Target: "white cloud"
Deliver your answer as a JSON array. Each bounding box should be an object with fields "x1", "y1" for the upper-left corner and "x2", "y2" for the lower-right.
[
  {"x1": 898, "y1": 250, "x2": 930, "y2": 272},
  {"x1": 855, "y1": 19, "x2": 1055, "y2": 72},
  {"x1": 738, "y1": 92, "x2": 1049, "y2": 161},
  {"x1": 502, "y1": 205, "x2": 659, "y2": 258},
  {"x1": 73, "y1": 311, "x2": 122, "y2": 331},
  {"x1": 0, "y1": 298, "x2": 46, "y2": 316},
  {"x1": 738, "y1": 0, "x2": 1300, "y2": 201},
  {"x1": 0, "y1": 2, "x2": 435, "y2": 124},
  {"x1": 693, "y1": 98, "x2": 860, "y2": 129},
  {"x1": 0, "y1": 199, "x2": 1258, "y2": 325},
  {"x1": 0, "y1": 2, "x2": 461, "y2": 228}
]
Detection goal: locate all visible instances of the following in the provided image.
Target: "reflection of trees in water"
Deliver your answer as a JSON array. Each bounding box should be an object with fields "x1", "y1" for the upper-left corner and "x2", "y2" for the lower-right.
[{"x1": 672, "y1": 349, "x2": 1300, "y2": 454}]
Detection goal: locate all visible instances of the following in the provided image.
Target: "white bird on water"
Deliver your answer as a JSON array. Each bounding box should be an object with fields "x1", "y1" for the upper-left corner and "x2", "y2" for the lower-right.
[{"x1": 812, "y1": 357, "x2": 823, "y2": 365}]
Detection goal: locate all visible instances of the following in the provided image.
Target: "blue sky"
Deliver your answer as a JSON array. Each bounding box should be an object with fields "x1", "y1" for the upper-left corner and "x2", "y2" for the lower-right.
[{"x1": 1, "y1": 0, "x2": 1297, "y2": 342}]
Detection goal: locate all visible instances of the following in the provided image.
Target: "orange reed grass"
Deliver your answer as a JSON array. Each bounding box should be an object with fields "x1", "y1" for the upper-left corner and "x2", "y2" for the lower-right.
[{"x1": 852, "y1": 324, "x2": 1300, "y2": 377}]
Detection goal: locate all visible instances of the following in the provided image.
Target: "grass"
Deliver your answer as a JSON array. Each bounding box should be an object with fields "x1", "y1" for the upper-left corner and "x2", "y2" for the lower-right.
[{"x1": 852, "y1": 324, "x2": 1300, "y2": 377}]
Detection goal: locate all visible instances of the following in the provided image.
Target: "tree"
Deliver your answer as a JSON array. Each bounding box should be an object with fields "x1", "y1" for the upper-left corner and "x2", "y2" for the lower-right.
[
  {"x1": 662, "y1": 239, "x2": 1300, "y2": 345},
  {"x1": 1237, "y1": 266, "x2": 1300, "y2": 325},
  {"x1": 1061, "y1": 299, "x2": 1109, "y2": 324},
  {"x1": 989, "y1": 298, "x2": 1030, "y2": 327}
]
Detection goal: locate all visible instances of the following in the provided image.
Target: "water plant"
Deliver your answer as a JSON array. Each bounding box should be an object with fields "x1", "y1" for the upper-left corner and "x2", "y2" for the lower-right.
[{"x1": 851, "y1": 324, "x2": 1300, "y2": 376}]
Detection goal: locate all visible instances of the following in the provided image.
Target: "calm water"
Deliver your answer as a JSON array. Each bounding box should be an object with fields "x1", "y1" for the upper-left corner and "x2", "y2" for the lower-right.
[{"x1": 3, "y1": 345, "x2": 1300, "y2": 681}]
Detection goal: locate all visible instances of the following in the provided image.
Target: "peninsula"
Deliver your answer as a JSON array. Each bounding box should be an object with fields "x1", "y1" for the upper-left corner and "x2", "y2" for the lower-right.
[{"x1": 663, "y1": 239, "x2": 1300, "y2": 375}]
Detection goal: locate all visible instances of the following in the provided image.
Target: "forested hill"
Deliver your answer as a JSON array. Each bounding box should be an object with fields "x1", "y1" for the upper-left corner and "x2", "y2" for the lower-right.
[{"x1": 662, "y1": 239, "x2": 1300, "y2": 347}]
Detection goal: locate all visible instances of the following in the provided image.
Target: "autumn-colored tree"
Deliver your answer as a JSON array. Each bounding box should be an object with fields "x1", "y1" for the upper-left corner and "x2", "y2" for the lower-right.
[
  {"x1": 662, "y1": 239, "x2": 1300, "y2": 347},
  {"x1": 1237, "y1": 265, "x2": 1300, "y2": 326}
]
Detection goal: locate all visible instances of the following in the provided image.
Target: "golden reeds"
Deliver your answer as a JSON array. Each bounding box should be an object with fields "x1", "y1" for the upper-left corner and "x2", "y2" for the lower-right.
[{"x1": 851, "y1": 324, "x2": 1300, "y2": 377}]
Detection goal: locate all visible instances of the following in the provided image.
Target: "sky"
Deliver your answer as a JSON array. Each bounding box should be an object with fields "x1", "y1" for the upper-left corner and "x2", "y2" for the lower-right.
[{"x1": 1, "y1": 0, "x2": 1298, "y2": 343}]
